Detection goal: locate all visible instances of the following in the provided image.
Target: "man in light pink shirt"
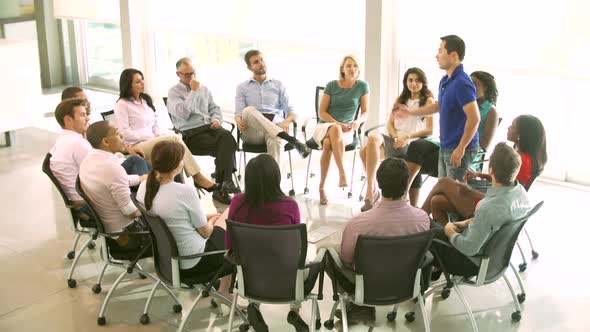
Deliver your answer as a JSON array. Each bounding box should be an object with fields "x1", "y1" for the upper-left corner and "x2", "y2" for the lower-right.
[
  {"x1": 331, "y1": 157, "x2": 431, "y2": 323},
  {"x1": 79, "y1": 121, "x2": 148, "y2": 248}
]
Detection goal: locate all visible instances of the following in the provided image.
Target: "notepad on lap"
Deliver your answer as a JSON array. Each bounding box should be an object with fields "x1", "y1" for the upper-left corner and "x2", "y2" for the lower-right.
[{"x1": 307, "y1": 226, "x2": 338, "y2": 243}]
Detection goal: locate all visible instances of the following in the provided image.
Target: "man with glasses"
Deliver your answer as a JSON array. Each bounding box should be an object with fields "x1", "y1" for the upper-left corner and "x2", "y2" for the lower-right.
[{"x1": 167, "y1": 57, "x2": 240, "y2": 205}]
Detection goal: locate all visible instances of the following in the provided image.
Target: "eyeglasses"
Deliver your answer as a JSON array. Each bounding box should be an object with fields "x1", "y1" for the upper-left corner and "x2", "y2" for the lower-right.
[{"x1": 178, "y1": 71, "x2": 195, "y2": 78}]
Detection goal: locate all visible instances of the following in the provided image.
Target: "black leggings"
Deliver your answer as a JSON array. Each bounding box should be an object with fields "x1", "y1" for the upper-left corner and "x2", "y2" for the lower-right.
[
  {"x1": 180, "y1": 226, "x2": 228, "y2": 278},
  {"x1": 405, "y1": 139, "x2": 440, "y2": 189}
]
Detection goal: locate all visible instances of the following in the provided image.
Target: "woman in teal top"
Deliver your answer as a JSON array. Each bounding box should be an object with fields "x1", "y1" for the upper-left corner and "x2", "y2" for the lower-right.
[
  {"x1": 470, "y1": 71, "x2": 498, "y2": 151},
  {"x1": 311, "y1": 55, "x2": 369, "y2": 205}
]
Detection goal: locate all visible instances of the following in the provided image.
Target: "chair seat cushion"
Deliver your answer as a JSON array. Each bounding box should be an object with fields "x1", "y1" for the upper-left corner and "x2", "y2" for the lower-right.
[{"x1": 242, "y1": 142, "x2": 268, "y2": 153}]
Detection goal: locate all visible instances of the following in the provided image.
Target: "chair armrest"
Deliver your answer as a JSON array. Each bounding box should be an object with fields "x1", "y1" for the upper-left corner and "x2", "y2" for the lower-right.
[
  {"x1": 326, "y1": 248, "x2": 345, "y2": 269},
  {"x1": 100, "y1": 230, "x2": 150, "y2": 238},
  {"x1": 301, "y1": 116, "x2": 318, "y2": 141},
  {"x1": 363, "y1": 124, "x2": 386, "y2": 137},
  {"x1": 302, "y1": 248, "x2": 326, "y2": 269},
  {"x1": 222, "y1": 120, "x2": 236, "y2": 133},
  {"x1": 172, "y1": 249, "x2": 228, "y2": 261}
]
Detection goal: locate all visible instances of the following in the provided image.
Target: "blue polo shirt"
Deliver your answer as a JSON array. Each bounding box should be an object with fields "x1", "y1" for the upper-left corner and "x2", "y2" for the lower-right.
[{"x1": 438, "y1": 64, "x2": 479, "y2": 149}]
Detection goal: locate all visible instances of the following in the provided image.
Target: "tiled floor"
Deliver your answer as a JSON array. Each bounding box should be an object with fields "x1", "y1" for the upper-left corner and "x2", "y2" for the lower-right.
[{"x1": 1, "y1": 120, "x2": 589, "y2": 331}]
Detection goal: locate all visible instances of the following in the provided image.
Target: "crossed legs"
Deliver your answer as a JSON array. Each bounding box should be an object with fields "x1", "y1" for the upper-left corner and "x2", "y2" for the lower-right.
[{"x1": 421, "y1": 177, "x2": 485, "y2": 224}]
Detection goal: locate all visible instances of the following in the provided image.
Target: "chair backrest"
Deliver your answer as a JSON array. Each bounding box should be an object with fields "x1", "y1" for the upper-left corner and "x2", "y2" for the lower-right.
[
  {"x1": 140, "y1": 211, "x2": 179, "y2": 285},
  {"x1": 163, "y1": 97, "x2": 168, "y2": 106},
  {"x1": 479, "y1": 201, "x2": 544, "y2": 282},
  {"x1": 75, "y1": 176, "x2": 108, "y2": 234},
  {"x1": 227, "y1": 220, "x2": 307, "y2": 302},
  {"x1": 42, "y1": 153, "x2": 73, "y2": 207},
  {"x1": 101, "y1": 110, "x2": 115, "y2": 124},
  {"x1": 354, "y1": 229, "x2": 436, "y2": 305}
]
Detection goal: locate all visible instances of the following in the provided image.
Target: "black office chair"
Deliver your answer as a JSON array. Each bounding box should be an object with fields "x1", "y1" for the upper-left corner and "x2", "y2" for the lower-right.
[
  {"x1": 100, "y1": 110, "x2": 115, "y2": 123},
  {"x1": 323, "y1": 230, "x2": 436, "y2": 332},
  {"x1": 137, "y1": 210, "x2": 249, "y2": 330},
  {"x1": 75, "y1": 176, "x2": 182, "y2": 326},
  {"x1": 42, "y1": 153, "x2": 97, "y2": 288},
  {"x1": 302, "y1": 86, "x2": 364, "y2": 199},
  {"x1": 423, "y1": 201, "x2": 544, "y2": 331},
  {"x1": 225, "y1": 221, "x2": 325, "y2": 331}
]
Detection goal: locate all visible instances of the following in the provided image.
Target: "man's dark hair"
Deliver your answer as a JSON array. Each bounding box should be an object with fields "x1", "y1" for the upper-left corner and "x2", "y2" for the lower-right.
[
  {"x1": 440, "y1": 35, "x2": 466, "y2": 61},
  {"x1": 490, "y1": 142, "x2": 522, "y2": 185},
  {"x1": 376, "y1": 157, "x2": 410, "y2": 199},
  {"x1": 86, "y1": 120, "x2": 112, "y2": 149},
  {"x1": 244, "y1": 49, "x2": 262, "y2": 67},
  {"x1": 61, "y1": 86, "x2": 83, "y2": 100},
  {"x1": 54, "y1": 98, "x2": 86, "y2": 128}
]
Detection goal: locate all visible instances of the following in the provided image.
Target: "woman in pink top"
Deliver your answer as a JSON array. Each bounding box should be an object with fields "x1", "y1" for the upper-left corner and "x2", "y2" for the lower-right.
[{"x1": 114, "y1": 68, "x2": 218, "y2": 192}]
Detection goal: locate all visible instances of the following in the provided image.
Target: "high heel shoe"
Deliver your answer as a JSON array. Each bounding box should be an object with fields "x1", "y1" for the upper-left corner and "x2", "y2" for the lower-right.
[
  {"x1": 319, "y1": 188, "x2": 328, "y2": 205},
  {"x1": 339, "y1": 176, "x2": 348, "y2": 188}
]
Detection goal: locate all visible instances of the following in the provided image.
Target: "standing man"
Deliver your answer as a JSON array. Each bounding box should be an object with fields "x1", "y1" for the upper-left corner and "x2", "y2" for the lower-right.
[
  {"x1": 167, "y1": 57, "x2": 240, "y2": 205},
  {"x1": 400, "y1": 35, "x2": 480, "y2": 180},
  {"x1": 235, "y1": 49, "x2": 310, "y2": 163}
]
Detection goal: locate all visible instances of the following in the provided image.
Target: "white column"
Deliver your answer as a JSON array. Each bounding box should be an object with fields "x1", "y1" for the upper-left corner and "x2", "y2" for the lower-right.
[{"x1": 364, "y1": 0, "x2": 400, "y2": 130}]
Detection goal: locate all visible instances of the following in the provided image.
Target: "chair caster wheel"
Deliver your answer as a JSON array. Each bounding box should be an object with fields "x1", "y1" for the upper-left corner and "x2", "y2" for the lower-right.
[
  {"x1": 310, "y1": 172, "x2": 315, "y2": 178},
  {"x1": 517, "y1": 293, "x2": 526, "y2": 303},
  {"x1": 287, "y1": 173, "x2": 291, "y2": 179},
  {"x1": 138, "y1": 273, "x2": 147, "y2": 279},
  {"x1": 324, "y1": 319, "x2": 334, "y2": 330},
  {"x1": 140, "y1": 313, "x2": 150, "y2": 325},
  {"x1": 519, "y1": 263, "x2": 527, "y2": 272},
  {"x1": 532, "y1": 250, "x2": 539, "y2": 260},
  {"x1": 88, "y1": 241, "x2": 96, "y2": 249},
  {"x1": 97, "y1": 316, "x2": 106, "y2": 325},
  {"x1": 173, "y1": 304, "x2": 182, "y2": 313},
  {"x1": 405, "y1": 312, "x2": 415, "y2": 322},
  {"x1": 315, "y1": 319, "x2": 321, "y2": 330},
  {"x1": 441, "y1": 288, "x2": 450, "y2": 299},
  {"x1": 92, "y1": 284, "x2": 102, "y2": 294},
  {"x1": 289, "y1": 189, "x2": 295, "y2": 196},
  {"x1": 361, "y1": 175, "x2": 366, "y2": 181},
  {"x1": 237, "y1": 175, "x2": 242, "y2": 181},
  {"x1": 512, "y1": 311, "x2": 521, "y2": 322},
  {"x1": 239, "y1": 323, "x2": 250, "y2": 332},
  {"x1": 387, "y1": 311, "x2": 397, "y2": 321},
  {"x1": 67, "y1": 279, "x2": 77, "y2": 288},
  {"x1": 304, "y1": 188, "x2": 309, "y2": 194},
  {"x1": 210, "y1": 298, "x2": 218, "y2": 308},
  {"x1": 67, "y1": 251, "x2": 75, "y2": 260},
  {"x1": 358, "y1": 195, "x2": 363, "y2": 202},
  {"x1": 347, "y1": 192, "x2": 352, "y2": 198}
]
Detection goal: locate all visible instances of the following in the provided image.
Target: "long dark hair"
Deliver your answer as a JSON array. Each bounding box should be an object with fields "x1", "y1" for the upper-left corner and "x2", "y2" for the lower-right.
[
  {"x1": 515, "y1": 115, "x2": 547, "y2": 177},
  {"x1": 471, "y1": 71, "x2": 498, "y2": 105},
  {"x1": 241, "y1": 154, "x2": 285, "y2": 207},
  {"x1": 118, "y1": 68, "x2": 156, "y2": 112},
  {"x1": 396, "y1": 67, "x2": 433, "y2": 107},
  {"x1": 144, "y1": 141, "x2": 185, "y2": 210}
]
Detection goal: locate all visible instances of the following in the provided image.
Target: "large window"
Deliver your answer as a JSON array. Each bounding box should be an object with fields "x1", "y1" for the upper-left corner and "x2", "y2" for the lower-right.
[{"x1": 85, "y1": 22, "x2": 123, "y2": 88}]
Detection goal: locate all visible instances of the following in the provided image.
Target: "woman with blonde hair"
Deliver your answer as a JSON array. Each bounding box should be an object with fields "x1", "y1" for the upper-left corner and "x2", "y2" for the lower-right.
[{"x1": 311, "y1": 55, "x2": 369, "y2": 205}]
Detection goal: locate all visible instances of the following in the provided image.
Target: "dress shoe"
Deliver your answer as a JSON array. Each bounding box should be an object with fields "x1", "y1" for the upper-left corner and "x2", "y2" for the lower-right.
[
  {"x1": 294, "y1": 141, "x2": 311, "y2": 158},
  {"x1": 212, "y1": 190, "x2": 232, "y2": 205},
  {"x1": 195, "y1": 181, "x2": 220, "y2": 193},
  {"x1": 335, "y1": 302, "x2": 375, "y2": 324},
  {"x1": 221, "y1": 180, "x2": 241, "y2": 194},
  {"x1": 247, "y1": 303, "x2": 269, "y2": 332},
  {"x1": 287, "y1": 310, "x2": 309, "y2": 332}
]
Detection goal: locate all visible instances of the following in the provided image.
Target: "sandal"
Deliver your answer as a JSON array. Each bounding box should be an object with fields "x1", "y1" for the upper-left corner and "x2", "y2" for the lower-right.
[{"x1": 319, "y1": 188, "x2": 328, "y2": 205}]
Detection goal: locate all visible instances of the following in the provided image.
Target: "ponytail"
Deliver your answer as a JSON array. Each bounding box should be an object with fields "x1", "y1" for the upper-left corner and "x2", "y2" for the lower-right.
[{"x1": 144, "y1": 170, "x2": 160, "y2": 210}]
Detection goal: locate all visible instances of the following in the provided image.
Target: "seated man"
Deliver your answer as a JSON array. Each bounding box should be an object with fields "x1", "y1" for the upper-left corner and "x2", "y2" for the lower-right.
[
  {"x1": 431, "y1": 143, "x2": 531, "y2": 277},
  {"x1": 167, "y1": 57, "x2": 240, "y2": 205},
  {"x1": 235, "y1": 49, "x2": 309, "y2": 163},
  {"x1": 79, "y1": 121, "x2": 150, "y2": 248},
  {"x1": 329, "y1": 158, "x2": 431, "y2": 323}
]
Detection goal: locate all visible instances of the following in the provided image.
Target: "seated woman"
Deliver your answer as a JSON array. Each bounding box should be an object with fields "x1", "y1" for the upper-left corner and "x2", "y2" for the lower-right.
[
  {"x1": 403, "y1": 70, "x2": 500, "y2": 206},
  {"x1": 114, "y1": 68, "x2": 221, "y2": 200},
  {"x1": 227, "y1": 154, "x2": 314, "y2": 331},
  {"x1": 422, "y1": 114, "x2": 547, "y2": 224},
  {"x1": 311, "y1": 55, "x2": 369, "y2": 205},
  {"x1": 135, "y1": 141, "x2": 232, "y2": 299},
  {"x1": 359, "y1": 67, "x2": 434, "y2": 211}
]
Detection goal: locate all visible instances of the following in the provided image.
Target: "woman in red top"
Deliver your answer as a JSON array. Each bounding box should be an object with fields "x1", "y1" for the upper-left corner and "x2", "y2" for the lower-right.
[{"x1": 421, "y1": 115, "x2": 547, "y2": 224}]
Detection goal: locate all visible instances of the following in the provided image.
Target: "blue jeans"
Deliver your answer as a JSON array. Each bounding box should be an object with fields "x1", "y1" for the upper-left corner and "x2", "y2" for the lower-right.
[
  {"x1": 121, "y1": 155, "x2": 150, "y2": 192},
  {"x1": 438, "y1": 148, "x2": 477, "y2": 181}
]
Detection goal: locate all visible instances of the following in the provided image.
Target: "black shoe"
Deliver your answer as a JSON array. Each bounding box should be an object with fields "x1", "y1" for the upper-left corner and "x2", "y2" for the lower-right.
[
  {"x1": 221, "y1": 180, "x2": 241, "y2": 194},
  {"x1": 294, "y1": 141, "x2": 311, "y2": 158},
  {"x1": 195, "y1": 181, "x2": 220, "y2": 193},
  {"x1": 334, "y1": 303, "x2": 375, "y2": 324},
  {"x1": 212, "y1": 190, "x2": 232, "y2": 205},
  {"x1": 247, "y1": 304, "x2": 268, "y2": 332},
  {"x1": 287, "y1": 311, "x2": 309, "y2": 332}
]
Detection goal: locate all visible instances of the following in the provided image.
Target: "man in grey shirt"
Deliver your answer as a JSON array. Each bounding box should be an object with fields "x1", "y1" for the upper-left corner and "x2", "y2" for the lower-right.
[
  {"x1": 167, "y1": 58, "x2": 240, "y2": 205},
  {"x1": 434, "y1": 142, "x2": 531, "y2": 276},
  {"x1": 235, "y1": 49, "x2": 309, "y2": 163}
]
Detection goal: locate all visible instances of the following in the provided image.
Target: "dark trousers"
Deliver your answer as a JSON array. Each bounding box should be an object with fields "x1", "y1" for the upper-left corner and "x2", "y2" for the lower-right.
[
  {"x1": 183, "y1": 125, "x2": 237, "y2": 182},
  {"x1": 121, "y1": 155, "x2": 150, "y2": 192},
  {"x1": 430, "y1": 221, "x2": 479, "y2": 277}
]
